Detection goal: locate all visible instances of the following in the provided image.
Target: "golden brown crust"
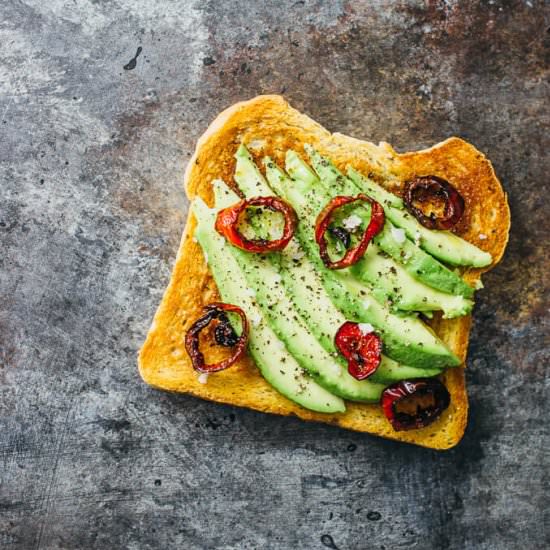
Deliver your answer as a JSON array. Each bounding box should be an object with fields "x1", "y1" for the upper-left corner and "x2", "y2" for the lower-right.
[{"x1": 138, "y1": 95, "x2": 510, "y2": 450}]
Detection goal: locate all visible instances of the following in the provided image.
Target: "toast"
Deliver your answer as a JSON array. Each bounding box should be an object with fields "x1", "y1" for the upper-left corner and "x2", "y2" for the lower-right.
[{"x1": 138, "y1": 95, "x2": 510, "y2": 450}]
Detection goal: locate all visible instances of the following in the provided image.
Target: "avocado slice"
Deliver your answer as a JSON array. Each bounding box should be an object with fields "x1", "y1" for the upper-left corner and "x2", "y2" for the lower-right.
[
  {"x1": 264, "y1": 164, "x2": 460, "y2": 368},
  {"x1": 244, "y1": 151, "x2": 460, "y2": 369},
  {"x1": 278, "y1": 240, "x2": 444, "y2": 381},
  {"x1": 280, "y1": 149, "x2": 473, "y2": 313},
  {"x1": 286, "y1": 151, "x2": 474, "y2": 308},
  {"x1": 285, "y1": 151, "x2": 473, "y2": 316},
  {"x1": 303, "y1": 146, "x2": 476, "y2": 299},
  {"x1": 192, "y1": 198, "x2": 346, "y2": 413},
  {"x1": 347, "y1": 167, "x2": 492, "y2": 268},
  {"x1": 233, "y1": 145, "x2": 444, "y2": 380},
  {"x1": 212, "y1": 180, "x2": 385, "y2": 401}
]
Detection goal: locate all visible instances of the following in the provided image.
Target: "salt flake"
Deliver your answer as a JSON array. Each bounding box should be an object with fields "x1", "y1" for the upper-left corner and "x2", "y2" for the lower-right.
[
  {"x1": 358, "y1": 323, "x2": 374, "y2": 335},
  {"x1": 249, "y1": 310, "x2": 262, "y2": 327},
  {"x1": 390, "y1": 226, "x2": 406, "y2": 244},
  {"x1": 274, "y1": 339, "x2": 286, "y2": 351},
  {"x1": 291, "y1": 248, "x2": 305, "y2": 261},
  {"x1": 342, "y1": 214, "x2": 362, "y2": 231}
]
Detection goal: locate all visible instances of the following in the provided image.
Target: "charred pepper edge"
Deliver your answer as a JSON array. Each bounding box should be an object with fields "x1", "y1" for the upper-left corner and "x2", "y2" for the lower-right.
[
  {"x1": 334, "y1": 321, "x2": 383, "y2": 380},
  {"x1": 403, "y1": 175, "x2": 465, "y2": 230},
  {"x1": 315, "y1": 194, "x2": 385, "y2": 269},
  {"x1": 184, "y1": 302, "x2": 249, "y2": 373},
  {"x1": 214, "y1": 196, "x2": 298, "y2": 252},
  {"x1": 380, "y1": 378, "x2": 451, "y2": 431}
]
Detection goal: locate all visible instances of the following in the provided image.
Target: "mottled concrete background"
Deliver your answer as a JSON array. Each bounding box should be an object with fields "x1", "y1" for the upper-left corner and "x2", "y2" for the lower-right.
[{"x1": 1, "y1": 1, "x2": 548, "y2": 549}]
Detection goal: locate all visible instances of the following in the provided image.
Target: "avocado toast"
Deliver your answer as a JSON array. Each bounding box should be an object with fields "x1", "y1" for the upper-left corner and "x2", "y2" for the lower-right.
[{"x1": 138, "y1": 95, "x2": 510, "y2": 449}]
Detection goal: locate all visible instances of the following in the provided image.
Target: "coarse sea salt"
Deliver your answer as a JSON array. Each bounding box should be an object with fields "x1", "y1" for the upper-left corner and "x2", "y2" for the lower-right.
[
  {"x1": 390, "y1": 226, "x2": 406, "y2": 244},
  {"x1": 247, "y1": 138, "x2": 266, "y2": 151},
  {"x1": 342, "y1": 214, "x2": 362, "y2": 231},
  {"x1": 197, "y1": 373, "x2": 209, "y2": 384},
  {"x1": 291, "y1": 248, "x2": 305, "y2": 261},
  {"x1": 358, "y1": 323, "x2": 374, "y2": 335},
  {"x1": 249, "y1": 310, "x2": 262, "y2": 327},
  {"x1": 274, "y1": 339, "x2": 286, "y2": 351},
  {"x1": 479, "y1": 233, "x2": 487, "y2": 240}
]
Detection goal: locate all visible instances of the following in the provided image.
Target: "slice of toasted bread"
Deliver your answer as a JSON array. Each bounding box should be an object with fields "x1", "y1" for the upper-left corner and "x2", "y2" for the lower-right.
[{"x1": 138, "y1": 95, "x2": 510, "y2": 450}]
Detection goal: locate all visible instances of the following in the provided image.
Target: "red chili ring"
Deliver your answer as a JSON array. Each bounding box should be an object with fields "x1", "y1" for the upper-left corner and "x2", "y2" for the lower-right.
[
  {"x1": 215, "y1": 196, "x2": 298, "y2": 253},
  {"x1": 381, "y1": 378, "x2": 451, "y2": 431},
  {"x1": 403, "y1": 175, "x2": 465, "y2": 230},
  {"x1": 184, "y1": 302, "x2": 249, "y2": 373},
  {"x1": 315, "y1": 195, "x2": 385, "y2": 269},
  {"x1": 334, "y1": 321, "x2": 382, "y2": 380}
]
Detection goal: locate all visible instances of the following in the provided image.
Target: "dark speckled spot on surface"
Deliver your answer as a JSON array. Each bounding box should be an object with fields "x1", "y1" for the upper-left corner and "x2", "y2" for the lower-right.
[
  {"x1": 0, "y1": 1, "x2": 548, "y2": 549},
  {"x1": 320, "y1": 533, "x2": 340, "y2": 549},
  {"x1": 123, "y1": 46, "x2": 143, "y2": 70}
]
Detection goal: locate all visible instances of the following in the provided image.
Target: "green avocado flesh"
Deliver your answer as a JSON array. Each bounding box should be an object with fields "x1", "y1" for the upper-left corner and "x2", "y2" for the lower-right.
[
  {"x1": 234, "y1": 145, "x2": 458, "y2": 370},
  {"x1": 286, "y1": 150, "x2": 474, "y2": 313},
  {"x1": 190, "y1": 143, "x2": 476, "y2": 412},
  {"x1": 302, "y1": 146, "x2": 476, "y2": 299},
  {"x1": 192, "y1": 198, "x2": 345, "y2": 413},
  {"x1": 215, "y1": 177, "x2": 442, "y2": 392},
  {"x1": 213, "y1": 182, "x2": 384, "y2": 402},
  {"x1": 346, "y1": 167, "x2": 492, "y2": 268},
  {"x1": 260, "y1": 155, "x2": 460, "y2": 369}
]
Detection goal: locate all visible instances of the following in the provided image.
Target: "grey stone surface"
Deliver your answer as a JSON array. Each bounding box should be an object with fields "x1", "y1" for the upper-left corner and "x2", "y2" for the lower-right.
[{"x1": 0, "y1": 1, "x2": 548, "y2": 549}]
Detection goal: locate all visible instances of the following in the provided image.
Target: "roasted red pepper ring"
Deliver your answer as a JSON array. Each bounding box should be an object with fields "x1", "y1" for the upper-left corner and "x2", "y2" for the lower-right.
[
  {"x1": 403, "y1": 175, "x2": 465, "y2": 230},
  {"x1": 315, "y1": 195, "x2": 385, "y2": 269},
  {"x1": 215, "y1": 196, "x2": 298, "y2": 253},
  {"x1": 184, "y1": 302, "x2": 249, "y2": 373},
  {"x1": 381, "y1": 378, "x2": 451, "y2": 431},
  {"x1": 334, "y1": 321, "x2": 382, "y2": 380}
]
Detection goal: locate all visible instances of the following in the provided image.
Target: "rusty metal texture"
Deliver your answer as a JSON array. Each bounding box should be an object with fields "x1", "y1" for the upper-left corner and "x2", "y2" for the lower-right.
[{"x1": 0, "y1": 1, "x2": 548, "y2": 549}]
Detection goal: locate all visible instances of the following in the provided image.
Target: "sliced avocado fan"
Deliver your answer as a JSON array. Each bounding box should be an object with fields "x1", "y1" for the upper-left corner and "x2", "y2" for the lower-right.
[{"x1": 233, "y1": 144, "x2": 460, "y2": 370}]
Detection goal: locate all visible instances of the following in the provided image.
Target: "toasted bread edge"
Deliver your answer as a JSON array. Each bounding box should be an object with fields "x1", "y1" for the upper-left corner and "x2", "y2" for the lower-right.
[{"x1": 138, "y1": 95, "x2": 510, "y2": 450}]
